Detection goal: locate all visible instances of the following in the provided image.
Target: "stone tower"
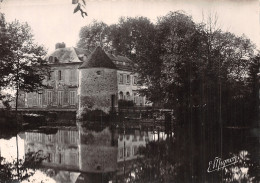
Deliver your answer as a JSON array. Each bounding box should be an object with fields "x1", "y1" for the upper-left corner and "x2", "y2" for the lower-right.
[{"x1": 78, "y1": 46, "x2": 118, "y2": 117}]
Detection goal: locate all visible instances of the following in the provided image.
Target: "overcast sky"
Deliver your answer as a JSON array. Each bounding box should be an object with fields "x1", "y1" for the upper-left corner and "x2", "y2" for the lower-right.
[{"x1": 1, "y1": 0, "x2": 259, "y2": 53}]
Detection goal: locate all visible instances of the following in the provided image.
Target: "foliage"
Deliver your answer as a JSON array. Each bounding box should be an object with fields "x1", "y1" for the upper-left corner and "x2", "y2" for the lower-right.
[
  {"x1": 0, "y1": 16, "x2": 49, "y2": 109},
  {"x1": 120, "y1": 130, "x2": 259, "y2": 183},
  {"x1": 246, "y1": 55, "x2": 259, "y2": 126},
  {"x1": 0, "y1": 151, "x2": 46, "y2": 183},
  {"x1": 76, "y1": 11, "x2": 258, "y2": 182},
  {"x1": 0, "y1": 14, "x2": 13, "y2": 99},
  {"x1": 72, "y1": 0, "x2": 87, "y2": 17},
  {"x1": 77, "y1": 17, "x2": 162, "y2": 102},
  {"x1": 0, "y1": 93, "x2": 13, "y2": 110},
  {"x1": 6, "y1": 20, "x2": 48, "y2": 91},
  {"x1": 77, "y1": 21, "x2": 111, "y2": 51},
  {"x1": 118, "y1": 99, "x2": 134, "y2": 108}
]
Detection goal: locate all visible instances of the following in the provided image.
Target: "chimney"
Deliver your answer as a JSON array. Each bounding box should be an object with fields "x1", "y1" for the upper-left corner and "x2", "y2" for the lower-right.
[{"x1": 55, "y1": 42, "x2": 66, "y2": 50}]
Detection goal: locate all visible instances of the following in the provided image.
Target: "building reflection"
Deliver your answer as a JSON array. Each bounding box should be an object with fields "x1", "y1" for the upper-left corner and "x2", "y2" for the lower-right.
[{"x1": 24, "y1": 123, "x2": 153, "y2": 183}]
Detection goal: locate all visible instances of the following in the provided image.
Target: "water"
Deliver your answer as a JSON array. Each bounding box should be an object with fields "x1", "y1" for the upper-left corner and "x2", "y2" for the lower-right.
[{"x1": 0, "y1": 120, "x2": 258, "y2": 183}]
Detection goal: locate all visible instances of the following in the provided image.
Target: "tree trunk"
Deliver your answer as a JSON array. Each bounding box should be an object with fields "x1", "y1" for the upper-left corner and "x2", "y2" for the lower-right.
[
  {"x1": 16, "y1": 134, "x2": 20, "y2": 181},
  {"x1": 15, "y1": 57, "x2": 20, "y2": 181},
  {"x1": 15, "y1": 87, "x2": 19, "y2": 114}
]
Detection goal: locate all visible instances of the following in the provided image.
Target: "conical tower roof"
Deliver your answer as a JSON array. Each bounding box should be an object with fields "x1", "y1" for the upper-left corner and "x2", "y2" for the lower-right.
[{"x1": 79, "y1": 46, "x2": 116, "y2": 69}]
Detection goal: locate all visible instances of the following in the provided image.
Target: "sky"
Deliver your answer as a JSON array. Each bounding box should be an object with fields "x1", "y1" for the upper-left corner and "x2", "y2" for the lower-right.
[{"x1": 1, "y1": 0, "x2": 259, "y2": 53}]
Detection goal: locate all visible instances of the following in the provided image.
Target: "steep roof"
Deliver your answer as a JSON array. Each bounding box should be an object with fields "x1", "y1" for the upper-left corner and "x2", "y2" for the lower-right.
[
  {"x1": 46, "y1": 46, "x2": 134, "y2": 71},
  {"x1": 106, "y1": 53, "x2": 134, "y2": 71},
  {"x1": 46, "y1": 47, "x2": 90, "y2": 63},
  {"x1": 74, "y1": 47, "x2": 91, "y2": 57},
  {"x1": 79, "y1": 46, "x2": 116, "y2": 69}
]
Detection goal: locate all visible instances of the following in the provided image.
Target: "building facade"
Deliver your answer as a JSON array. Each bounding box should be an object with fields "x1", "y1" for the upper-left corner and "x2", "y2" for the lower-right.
[
  {"x1": 23, "y1": 45, "x2": 147, "y2": 111},
  {"x1": 23, "y1": 125, "x2": 153, "y2": 182}
]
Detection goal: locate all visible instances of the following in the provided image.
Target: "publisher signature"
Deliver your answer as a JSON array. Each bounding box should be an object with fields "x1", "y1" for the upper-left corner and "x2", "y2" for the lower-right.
[{"x1": 207, "y1": 156, "x2": 238, "y2": 173}]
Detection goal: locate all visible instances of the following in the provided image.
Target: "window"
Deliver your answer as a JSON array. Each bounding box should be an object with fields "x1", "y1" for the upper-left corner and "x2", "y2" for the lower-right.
[
  {"x1": 126, "y1": 75, "x2": 130, "y2": 84},
  {"x1": 58, "y1": 154, "x2": 62, "y2": 164},
  {"x1": 119, "y1": 91, "x2": 123, "y2": 100},
  {"x1": 119, "y1": 135, "x2": 123, "y2": 141},
  {"x1": 119, "y1": 148, "x2": 123, "y2": 159},
  {"x1": 132, "y1": 135, "x2": 137, "y2": 142},
  {"x1": 47, "y1": 135, "x2": 53, "y2": 143},
  {"x1": 123, "y1": 75, "x2": 127, "y2": 84},
  {"x1": 71, "y1": 153, "x2": 78, "y2": 166},
  {"x1": 33, "y1": 93, "x2": 37, "y2": 106},
  {"x1": 47, "y1": 91, "x2": 53, "y2": 105},
  {"x1": 133, "y1": 76, "x2": 137, "y2": 85},
  {"x1": 54, "y1": 57, "x2": 59, "y2": 63},
  {"x1": 69, "y1": 130, "x2": 77, "y2": 144},
  {"x1": 57, "y1": 91, "x2": 64, "y2": 106},
  {"x1": 133, "y1": 93, "x2": 137, "y2": 104},
  {"x1": 69, "y1": 70, "x2": 76, "y2": 83},
  {"x1": 58, "y1": 70, "x2": 62, "y2": 80},
  {"x1": 126, "y1": 135, "x2": 130, "y2": 140},
  {"x1": 125, "y1": 147, "x2": 131, "y2": 157},
  {"x1": 47, "y1": 153, "x2": 52, "y2": 163},
  {"x1": 140, "y1": 96, "x2": 143, "y2": 106},
  {"x1": 47, "y1": 72, "x2": 51, "y2": 80},
  {"x1": 48, "y1": 56, "x2": 53, "y2": 62},
  {"x1": 126, "y1": 92, "x2": 130, "y2": 100},
  {"x1": 139, "y1": 135, "x2": 144, "y2": 141},
  {"x1": 36, "y1": 133, "x2": 42, "y2": 142},
  {"x1": 133, "y1": 146, "x2": 138, "y2": 155},
  {"x1": 69, "y1": 91, "x2": 76, "y2": 105},
  {"x1": 37, "y1": 93, "x2": 42, "y2": 106},
  {"x1": 58, "y1": 131, "x2": 63, "y2": 143},
  {"x1": 119, "y1": 74, "x2": 123, "y2": 84}
]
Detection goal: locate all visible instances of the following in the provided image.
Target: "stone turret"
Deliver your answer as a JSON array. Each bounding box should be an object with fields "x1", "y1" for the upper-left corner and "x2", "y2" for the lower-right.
[{"x1": 78, "y1": 46, "x2": 118, "y2": 118}]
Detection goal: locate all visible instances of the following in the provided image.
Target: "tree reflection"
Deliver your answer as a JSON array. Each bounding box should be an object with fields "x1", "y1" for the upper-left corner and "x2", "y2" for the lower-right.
[
  {"x1": 119, "y1": 130, "x2": 259, "y2": 183},
  {"x1": 0, "y1": 150, "x2": 46, "y2": 183}
]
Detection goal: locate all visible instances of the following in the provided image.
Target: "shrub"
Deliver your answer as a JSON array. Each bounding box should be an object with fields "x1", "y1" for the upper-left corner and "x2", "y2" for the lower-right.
[{"x1": 118, "y1": 99, "x2": 134, "y2": 108}]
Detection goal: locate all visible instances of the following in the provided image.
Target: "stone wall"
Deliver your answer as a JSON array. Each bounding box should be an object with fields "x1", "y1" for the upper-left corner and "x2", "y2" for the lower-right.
[
  {"x1": 79, "y1": 68, "x2": 118, "y2": 114},
  {"x1": 79, "y1": 127, "x2": 118, "y2": 173}
]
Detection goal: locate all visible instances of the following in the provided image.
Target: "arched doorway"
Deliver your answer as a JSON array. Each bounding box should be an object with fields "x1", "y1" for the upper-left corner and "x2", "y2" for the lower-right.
[
  {"x1": 119, "y1": 91, "x2": 123, "y2": 100},
  {"x1": 126, "y1": 92, "x2": 130, "y2": 100}
]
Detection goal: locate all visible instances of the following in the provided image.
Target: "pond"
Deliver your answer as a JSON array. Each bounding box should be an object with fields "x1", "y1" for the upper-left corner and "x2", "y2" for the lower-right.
[{"x1": 0, "y1": 119, "x2": 258, "y2": 183}]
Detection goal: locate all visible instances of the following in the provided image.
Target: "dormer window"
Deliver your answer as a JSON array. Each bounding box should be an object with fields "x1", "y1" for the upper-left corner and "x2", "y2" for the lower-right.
[
  {"x1": 54, "y1": 57, "x2": 59, "y2": 63},
  {"x1": 48, "y1": 56, "x2": 53, "y2": 62}
]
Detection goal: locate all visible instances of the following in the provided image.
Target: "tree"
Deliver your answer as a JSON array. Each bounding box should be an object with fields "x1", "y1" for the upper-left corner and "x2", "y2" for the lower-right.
[
  {"x1": 147, "y1": 11, "x2": 256, "y2": 182},
  {"x1": 76, "y1": 12, "x2": 258, "y2": 181},
  {"x1": 108, "y1": 17, "x2": 161, "y2": 101},
  {"x1": 246, "y1": 54, "x2": 259, "y2": 126},
  {"x1": 0, "y1": 151, "x2": 46, "y2": 182},
  {"x1": 77, "y1": 21, "x2": 111, "y2": 52},
  {"x1": 77, "y1": 17, "x2": 162, "y2": 103},
  {"x1": 0, "y1": 19, "x2": 49, "y2": 112},
  {"x1": 0, "y1": 14, "x2": 13, "y2": 101}
]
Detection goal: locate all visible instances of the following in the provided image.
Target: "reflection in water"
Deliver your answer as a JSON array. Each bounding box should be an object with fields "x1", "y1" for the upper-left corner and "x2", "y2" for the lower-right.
[
  {"x1": 16, "y1": 122, "x2": 154, "y2": 182},
  {"x1": 0, "y1": 122, "x2": 258, "y2": 183}
]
